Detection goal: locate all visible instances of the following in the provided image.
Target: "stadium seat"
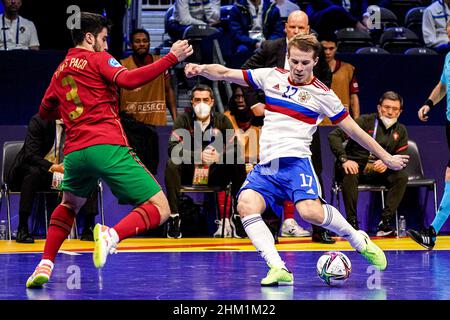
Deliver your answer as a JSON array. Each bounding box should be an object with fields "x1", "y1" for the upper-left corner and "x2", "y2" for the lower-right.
[
  {"x1": 367, "y1": 6, "x2": 400, "y2": 44},
  {"x1": 404, "y1": 47, "x2": 438, "y2": 55},
  {"x1": 380, "y1": 27, "x2": 422, "y2": 53},
  {"x1": 355, "y1": 46, "x2": 390, "y2": 55},
  {"x1": 390, "y1": 0, "x2": 423, "y2": 25},
  {"x1": 179, "y1": 184, "x2": 232, "y2": 238},
  {"x1": 335, "y1": 28, "x2": 374, "y2": 53},
  {"x1": 404, "y1": 140, "x2": 438, "y2": 223},
  {"x1": 404, "y1": 7, "x2": 425, "y2": 42}
]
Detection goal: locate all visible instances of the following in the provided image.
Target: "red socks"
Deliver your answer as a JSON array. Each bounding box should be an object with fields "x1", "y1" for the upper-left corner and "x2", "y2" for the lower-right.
[
  {"x1": 218, "y1": 191, "x2": 232, "y2": 219},
  {"x1": 113, "y1": 203, "x2": 161, "y2": 241},
  {"x1": 43, "y1": 205, "x2": 76, "y2": 262},
  {"x1": 283, "y1": 201, "x2": 295, "y2": 220}
]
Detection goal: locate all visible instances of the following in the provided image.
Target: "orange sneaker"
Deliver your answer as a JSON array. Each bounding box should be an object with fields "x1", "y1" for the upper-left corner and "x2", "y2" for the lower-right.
[{"x1": 26, "y1": 259, "x2": 54, "y2": 288}]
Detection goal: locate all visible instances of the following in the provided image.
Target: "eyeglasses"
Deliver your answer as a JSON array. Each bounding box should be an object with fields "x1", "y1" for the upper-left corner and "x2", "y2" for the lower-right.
[{"x1": 381, "y1": 105, "x2": 401, "y2": 112}]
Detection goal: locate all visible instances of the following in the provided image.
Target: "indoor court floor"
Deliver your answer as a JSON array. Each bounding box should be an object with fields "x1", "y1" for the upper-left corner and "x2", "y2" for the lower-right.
[{"x1": 1, "y1": 236, "x2": 449, "y2": 300}]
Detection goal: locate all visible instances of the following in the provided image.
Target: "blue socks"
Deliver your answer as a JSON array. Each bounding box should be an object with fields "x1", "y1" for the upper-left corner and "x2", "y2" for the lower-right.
[{"x1": 431, "y1": 182, "x2": 450, "y2": 234}]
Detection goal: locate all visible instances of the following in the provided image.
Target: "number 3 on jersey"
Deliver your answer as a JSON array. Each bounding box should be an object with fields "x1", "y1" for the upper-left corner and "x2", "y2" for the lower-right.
[{"x1": 62, "y1": 75, "x2": 84, "y2": 120}]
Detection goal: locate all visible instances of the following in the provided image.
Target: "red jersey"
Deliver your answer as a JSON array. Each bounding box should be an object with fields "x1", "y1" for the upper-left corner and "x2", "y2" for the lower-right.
[{"x1": 40, "y1": 48, "x2": 129, "y2": 155}]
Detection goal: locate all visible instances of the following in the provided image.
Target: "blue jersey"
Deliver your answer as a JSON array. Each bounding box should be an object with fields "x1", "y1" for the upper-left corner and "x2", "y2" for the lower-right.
[{"x1": 440, "y1": 52, "x2": 450, "y2": 121}]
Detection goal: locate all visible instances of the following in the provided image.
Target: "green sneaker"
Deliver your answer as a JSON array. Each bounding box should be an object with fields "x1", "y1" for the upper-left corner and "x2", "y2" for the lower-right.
[
  {"x1": 260, "y1": 265, "x2": 294, "y2": 286},
  {"x1": 358, "y1": 231, "x2": 387, "y2": 271}
]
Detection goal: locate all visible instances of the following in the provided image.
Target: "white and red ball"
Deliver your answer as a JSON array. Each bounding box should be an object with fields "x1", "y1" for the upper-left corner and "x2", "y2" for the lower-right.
[{"x1": 316, "y1": 251, "x2": 352, "y2": 286}]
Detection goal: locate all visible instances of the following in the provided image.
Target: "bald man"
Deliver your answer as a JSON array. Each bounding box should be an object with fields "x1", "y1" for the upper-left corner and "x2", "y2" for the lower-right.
[{"x1": 242, "y1": 10, "x2": 335, "y2": 244}]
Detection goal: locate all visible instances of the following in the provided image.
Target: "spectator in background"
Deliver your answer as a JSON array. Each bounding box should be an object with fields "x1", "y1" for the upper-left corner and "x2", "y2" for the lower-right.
[
  {"x1": 433, "y1": 18, "x2": 450, "y2": 54},
  {"x1": 0, "y1": 0, "x2": 39, "y2": 50},
  {"x1": 7, "y1": 114, "x2": 98, "y2": 243},
  {"x1": 274, "y1": 0, "x2": 300, "y2": 22},
  {"x1": 223, "y1": 84, "x2": 262, "y2": 238},
  {"x1": 167, "y1": 0, "x2": 221, "y2": 41},
  {"x1": 242, "y1": 10, "x2": 332, "y2": 243},
  {"x1": 328, "y1": 91, "x2": 408, "y2": 235},
  {"x1": 307, "y1": 0, "x2": 369, "y2": 37},
  {"x1": 165, "y1": 84, "x2": 247, "y2": 239},
  {"x1": 120, "y1": 29, "x2": 177, "y2": 175},
  {"x1": 320, "y1": 34, "x2": 360, "y2": 125},
  {"x1": 229, "y1": 0, "x2": 284, "y2": 68},
  {"x1": 423, "y1": 0, "x2": 450, "y2": 50}
]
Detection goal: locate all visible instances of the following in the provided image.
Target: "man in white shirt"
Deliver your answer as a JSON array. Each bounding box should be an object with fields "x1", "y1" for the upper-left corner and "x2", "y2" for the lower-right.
[
  {"x1": 185, "y1": 34, "x2": 409, "y2": 286},
  {"x1": 422, "y1": 0, "x2": 450, "y2": 49},
  {"x1": 0, "y1": 0, "x2": 39, "y2": 50}
]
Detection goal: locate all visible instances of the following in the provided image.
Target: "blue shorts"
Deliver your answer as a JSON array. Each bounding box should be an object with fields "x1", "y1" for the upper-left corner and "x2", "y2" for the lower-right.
[{"x1": 238, "y1": 157, "x2": 323, "y2": 217}]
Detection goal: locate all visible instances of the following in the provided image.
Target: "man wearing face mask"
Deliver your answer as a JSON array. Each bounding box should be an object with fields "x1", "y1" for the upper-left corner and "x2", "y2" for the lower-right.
[
  {"x1": 328, "y1": 91, "x2": 409, "y2": 236},
  {"x1": 165, "y1": 84, "x2": 247, "y2": 238}
]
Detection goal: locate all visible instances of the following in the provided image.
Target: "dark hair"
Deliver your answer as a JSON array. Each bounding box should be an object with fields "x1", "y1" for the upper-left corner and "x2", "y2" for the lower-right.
[
  {"x1": 130, "y1": 28, "x2": 150, "y2": 42},
  {"x1": 71, "y1": 12, "x2": 111, "y2": 46},
  {"x1": 190, "y1": 84, "x2": 214, "y2": 100},
  {"x1": 378, "y1": 91, "x2": 404, "y2": 109},
  {"x1": 288, "y1": 34, "x2": 321, "y2": 59},
  {"x1": 318, "y1": 33, "x2": 338, "y2": 44},
  {"x1": 228, "y1": 84, "x2": 245, "y2": 114}
]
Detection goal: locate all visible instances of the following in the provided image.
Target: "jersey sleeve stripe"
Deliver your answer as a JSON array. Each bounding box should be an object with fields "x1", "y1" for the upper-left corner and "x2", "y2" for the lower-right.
[
  {"x1": 312, "y1": 79, "x2": 329, "y2": 91},
  {"x1": 242, "y1": 70, "x2": 258, "y2": 90},
  {"x1": 266, "y1": 104, "x2": 317, "y2": 124},
  {"x1": 330, "y1": 109, "x2": 349, "y2": 124},
  {"x1": 265, "y1": 95, "x2": 320, "y2": 119},
  {"x1": 395, "y1": 145, "x2": 408, "y2": 153},
  {"x1": 112, "y1": 67, "x2": 128, "y2": 84}
]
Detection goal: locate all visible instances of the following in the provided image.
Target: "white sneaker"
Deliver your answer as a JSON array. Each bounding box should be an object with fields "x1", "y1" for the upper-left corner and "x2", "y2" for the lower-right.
[
  {"x1": 213, "y1": 218, "x2": 233, "y2": 238},
  {"x1": 281, "y1": 219, "x2": 311, "y2": 237},
  {"x1": 93, "y1": 224, "x2": 118, "y2": 269}
]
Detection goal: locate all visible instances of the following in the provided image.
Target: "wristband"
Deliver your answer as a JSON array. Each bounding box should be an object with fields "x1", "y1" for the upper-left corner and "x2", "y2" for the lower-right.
[{"x1": 424, "y1": 99, "x2": 434, "y2": 109}]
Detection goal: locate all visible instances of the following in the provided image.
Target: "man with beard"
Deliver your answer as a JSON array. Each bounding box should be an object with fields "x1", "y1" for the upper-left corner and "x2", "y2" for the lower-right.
[
  {"x1": 25, "y1": 12, "x2": 193, "y2": 288},
  {"x1": 119, "y1": 29, "x2": 177, "y2": 175}
]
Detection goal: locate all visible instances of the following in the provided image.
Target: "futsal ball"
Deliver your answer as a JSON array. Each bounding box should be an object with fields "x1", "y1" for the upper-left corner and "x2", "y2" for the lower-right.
[{"x1": 316, "y1": 251, "x2": 352, "y2": 286}]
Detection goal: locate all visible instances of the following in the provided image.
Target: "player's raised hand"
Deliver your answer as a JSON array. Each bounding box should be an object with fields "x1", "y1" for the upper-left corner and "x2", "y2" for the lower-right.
[
  {"x1": 384, "y1": 154, "x2": 409, "y2": 171},
  {"x1": 170, "y1": 40, "x2": 193, "y2": 62},
  {"x1": 418, "y1": 105, "x2": 430, "y2": 122},
  {"x1": 184, "y1": 63, "x2": 203, "y2": 78}
]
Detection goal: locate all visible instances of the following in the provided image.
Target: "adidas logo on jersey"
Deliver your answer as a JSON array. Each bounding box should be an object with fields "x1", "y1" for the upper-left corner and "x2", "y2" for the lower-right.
[
  {"x1": 272, "y1": 84, "x2": 280, "y2": 91},
  {"x1": 306, "y1": 188, "x2": 315, "y2": 195}
]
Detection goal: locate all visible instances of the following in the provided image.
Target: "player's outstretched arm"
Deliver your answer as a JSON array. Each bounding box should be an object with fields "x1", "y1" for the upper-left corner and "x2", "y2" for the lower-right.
[
  {"x1": 338, "y1": 116, "x2": 409, "y2": 171},
  {"x1": 184, "y1": 63, "x2": 248, "y2": 86},
  {"x1": 116, "y1": 40, "x2": 193, "y2": 90}
]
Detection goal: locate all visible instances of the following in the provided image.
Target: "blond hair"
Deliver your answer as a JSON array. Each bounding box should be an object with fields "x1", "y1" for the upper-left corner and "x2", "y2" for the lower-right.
[{"x1": 288, "y1": 34, "x2": 321, "y2": 59}]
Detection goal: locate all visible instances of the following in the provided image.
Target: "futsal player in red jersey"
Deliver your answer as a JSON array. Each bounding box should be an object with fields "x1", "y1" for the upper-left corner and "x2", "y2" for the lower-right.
[{"x1": 26, "y1": 12, "x2": 193, "y2": 288}]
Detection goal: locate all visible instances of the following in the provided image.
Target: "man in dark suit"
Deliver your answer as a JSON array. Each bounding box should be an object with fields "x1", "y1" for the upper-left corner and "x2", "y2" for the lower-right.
[
  {"x1": 241, "y1": 10, "x2": 335, "y2": 244},
  {"x1": 7, "y1": 114, "x2": 98, "y2": 243}
]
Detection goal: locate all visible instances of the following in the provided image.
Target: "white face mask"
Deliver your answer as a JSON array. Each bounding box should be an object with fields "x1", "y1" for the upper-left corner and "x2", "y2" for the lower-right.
[
  {"x1": 193, "y1": 102, "x2": 212, "y2": 120},
  {"x1": 380, "y1": 116, "x2": 397, "y2": 129}
]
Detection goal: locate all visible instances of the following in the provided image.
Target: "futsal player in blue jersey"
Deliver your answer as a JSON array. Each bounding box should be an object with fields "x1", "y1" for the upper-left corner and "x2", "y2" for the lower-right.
[
  {"x1": 185, "y1": 34, "x2": 409, "y2": 286},
  {"x1": 407, "y1": 52, "x2": 450, "y2": 250}
]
